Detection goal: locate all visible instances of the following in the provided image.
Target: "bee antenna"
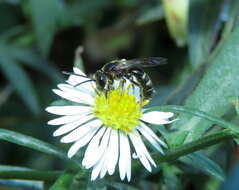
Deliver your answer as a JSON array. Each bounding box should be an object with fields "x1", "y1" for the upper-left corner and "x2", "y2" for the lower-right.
[
  {"x1": 62, "y1": 71, "x2": 89, "y2": 78},
  {"x1": 74, "y1": 79, "x2": 95, "y2": 87}
]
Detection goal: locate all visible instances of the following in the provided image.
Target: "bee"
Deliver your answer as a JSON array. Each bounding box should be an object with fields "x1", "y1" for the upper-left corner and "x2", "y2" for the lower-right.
[{"x1": 64, "y1": 57, "x2": 167, "y2": 101}]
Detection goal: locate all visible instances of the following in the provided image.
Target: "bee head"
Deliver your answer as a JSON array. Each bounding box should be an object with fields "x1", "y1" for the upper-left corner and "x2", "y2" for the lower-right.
[{"x1": 93, "y1": 70, "x2": 108, "y2": 91}]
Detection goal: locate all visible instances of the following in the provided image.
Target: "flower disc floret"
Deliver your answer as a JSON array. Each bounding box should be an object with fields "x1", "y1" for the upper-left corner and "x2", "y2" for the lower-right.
[{"x1": 93, "y1": 85, "x2": 142, "y2": 133}]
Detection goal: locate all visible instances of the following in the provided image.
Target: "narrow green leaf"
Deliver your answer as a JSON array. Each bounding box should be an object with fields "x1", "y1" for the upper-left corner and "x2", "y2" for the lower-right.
[
  {"x1": 0, "y1": 179, "x2": 43, "y2": 190},
  {"x1": 136, "y1": 5, "x2": 164, "y2": 25},
  {"x1": 49, "y1": 171, "x2": 74, "y2": 190},
  {"x1": 0, "y1": 165, "x2": 61, "y2": 182},
  {"x1": 0, "y1": 129, "x2": 70, "y2": 162},
  {"x1": 220, "y1": 0, "x2": 239, "y2": 40},
  {"x1": 188, "y1": 0, "x2": 224, "y2": 67},
  {"x1": 154, "y1": 129, "x2": 235, "y2": 163},
  {"x1": 172, "y1": 23, "x2": 239, "y2": 142},
  {"x1": 29, "y1": 0, "x2": 63, "y2": 56},
  {"x1": 0, "y1": 44, "x2": 40, "y2": 115},
  {"x1": 7, "y1": 43, "x2": 62, "y2": 82},
  {"x1": 162, "y1": 163, "x2": 182, "y2": 190},
  {"x1": 180, "y1": 152, "x2": 226, "y2": 181},
  {"x1": 146, "y1": 105, "x2": 239, "y2": 134},
  {"x1": 167, "y1": 131, "x2": 189, "y2": 148},
  {"x1": 68, "y1": 170, "x2": 86, "y2": 190},
  {"x1": 107, "y1": 182, "x2": 140, "y2": 190}
]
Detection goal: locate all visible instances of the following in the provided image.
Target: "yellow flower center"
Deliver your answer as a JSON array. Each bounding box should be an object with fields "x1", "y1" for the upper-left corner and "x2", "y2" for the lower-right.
[{"x1": 93, "y1": 84, "x2": 146, "y2": 133}]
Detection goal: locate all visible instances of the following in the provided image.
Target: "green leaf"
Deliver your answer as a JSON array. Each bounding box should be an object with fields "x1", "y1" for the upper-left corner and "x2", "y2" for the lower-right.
[
  {"x1": 146, "y1": 105, "x2": 239, "y2": 134},
  {"x1": 0, "y1": 179, "x2": 43, "y2": 190},
  {"x1": 162, "y1": 163, "x2": 182, "y2": 190},
  {"x1": 154, "y1": 129, "x2": 235, "y2": 164},
  {"x1": 0, "y1": 3, "x2": 22, "y2": 34},
  {"x1": 220, "y1": 0, "x2": 239, "y2": 41},
  {"x1": 6, "y1": 43, "x2": 62, "y2": 82},
  {"x1": 49, "y1": 171, "x2": 74, "y2": 190},
  {"x1": 0, "y1": 129, "x2": 71, "y2": 163},
  {"x1": 188, "y1": 0, "x2": 224, "y2": 67},
  {"x1": 28, "y1": 0, "x2": 63, "y2": 56},
  {"x1": 0, "y1": 43, "x2": 40, "y2": 115},
  {"x1": 180, "y1": 152, "x2": 226, "y2": 181},
  {"x1": 172, "y1": 23, "x2": 239, "y2": 142},
  {"x1": 106, "y1": 182, "x2": 140, "y2": 190},
  {"x1": 0, "y1": 165, "x2": 61, "y2": 182},
  {"x1": 167, "y1": 131, "x2": 189, "y2": 148},
  {"x1": 136, "y1": 5, "x2": 164, "y2": 25}
]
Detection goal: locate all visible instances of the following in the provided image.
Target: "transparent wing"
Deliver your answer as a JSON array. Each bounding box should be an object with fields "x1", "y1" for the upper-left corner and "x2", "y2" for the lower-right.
[{"x1": 116, "y1": 57, "x2": 167, "y2": 70}]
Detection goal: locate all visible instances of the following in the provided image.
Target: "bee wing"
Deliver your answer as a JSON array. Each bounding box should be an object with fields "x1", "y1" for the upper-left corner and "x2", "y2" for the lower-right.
[{"x1": 117, "y1": 57, "x2": 167, "y2": 69}]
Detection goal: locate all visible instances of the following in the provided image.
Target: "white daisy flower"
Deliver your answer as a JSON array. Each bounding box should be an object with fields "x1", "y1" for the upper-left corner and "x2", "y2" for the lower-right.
[{"x1": 46, "y1": 67, "x2": 176, "y2": 181}]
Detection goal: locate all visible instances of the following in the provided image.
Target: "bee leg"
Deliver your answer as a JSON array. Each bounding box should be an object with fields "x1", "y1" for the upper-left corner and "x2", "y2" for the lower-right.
[
  {"x1": 119, "y1": 78, "x2": 126, "y2": 95},
  {"x1": 104, "y1": 78, "x2": 114, "y2": 98},
  {"x1": 129, "y1": 78, "x2": 146, "y2": 102}
]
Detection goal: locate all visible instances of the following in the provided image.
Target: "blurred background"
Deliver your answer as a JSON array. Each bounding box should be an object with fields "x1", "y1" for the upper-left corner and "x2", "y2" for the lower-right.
[{"x1": 0, "y1": 0, "x2": 239, "y2": 189}]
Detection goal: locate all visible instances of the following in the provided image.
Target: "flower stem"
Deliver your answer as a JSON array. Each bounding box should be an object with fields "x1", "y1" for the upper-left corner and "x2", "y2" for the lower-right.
[{"x1": 155, "y1": 129, "x2": 236, "y2": 162}]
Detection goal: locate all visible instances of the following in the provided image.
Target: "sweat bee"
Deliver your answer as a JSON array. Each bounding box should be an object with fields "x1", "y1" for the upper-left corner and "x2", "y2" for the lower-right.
[{"x1": 64, "y1": 57, "x2": 167, "y2": 101}]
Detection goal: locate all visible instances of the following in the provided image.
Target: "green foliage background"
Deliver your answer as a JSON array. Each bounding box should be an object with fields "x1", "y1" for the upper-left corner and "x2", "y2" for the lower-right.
[{"x1": 0, "y1": 0, "x2": 239, "y2": 189}]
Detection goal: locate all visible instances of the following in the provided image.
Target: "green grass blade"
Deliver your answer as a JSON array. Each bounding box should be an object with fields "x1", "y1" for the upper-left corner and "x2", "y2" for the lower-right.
[
  {"x1": 180, "y1": 152, "x2": 226, "y2": 181},
  {"x1": 0, "y1": 44, "x2": 40, "y2": 115},
  {"x1": 0, "y1": 165, "x2": 61, "y2": 182},
  {"x1": 0, "y1": 129, "x2": 70, "y2": 163}
]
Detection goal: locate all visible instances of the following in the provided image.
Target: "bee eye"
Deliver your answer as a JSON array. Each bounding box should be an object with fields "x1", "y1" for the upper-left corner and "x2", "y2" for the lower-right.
[{"x1": 94, "y1": 71, "x2": 107, "y2": 90}]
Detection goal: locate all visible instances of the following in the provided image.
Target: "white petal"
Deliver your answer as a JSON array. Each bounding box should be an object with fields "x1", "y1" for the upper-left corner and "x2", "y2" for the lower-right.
[
  {"x1": 68, "y1": 70, "x2": 88, "y2": 85},
  {"x1": 144, "y1": 111, "x2": 174, "y2": 118},
  {"x1": 52, "y1": 89, "x2": 90, "y2": 104},
  {"x1": 140, "y1": 123, "x2": 167, "y2": 148},
  {"x1": 67, "y1": 126, "x2": 100, "y2": 158},
  {"x1": 100, "y1": 156, "x2": 108, "y2": 179},
  {"x1": 53, "y1": 115, "x2": 94, "y2": 136},
  {"x1": 82, "y1": 127, "x2": 106, "y2": 168},
  {"x1": 129, "y1": 131, "x2": 155, "y2": 172},
  {"x1": 67, "y1": 69, "x2": 96, "y2": 91},
  {"x1": 141, "y1": 111, "x2": 175, "y2": 125},
  {"x1": 73, "y1": 67, "x2": 86, "y2": 76},
  {"x1": 46, "y1": 105, "x2": 91, "y2": 116},
  {"x1": 132, "y1": 131, "x2": 156, "y2": 167},
  {"x1": 119, "y1": 132, "x2": 131, "y2": 181},
  {"x1": 61, "y1": 120, "x2": 102, "y2": 143},
  {"x1": 56, "y1": 85, "x2": 94, "y2": 105},
  {"x1": 107, "y1": 130, "x2": 119, "y2": 175},
  {"x1": 47, "y1": 115, "x2": 87, "y2": 125},
  {"x1": 137, "y1": 126, "x2": 164, "y2": 154},
  {"x1": 58, "y1": 84, "x2": 95, "y2": 100},
  {"x1": 99, "y1": 130, "x2": 116, "y2": 179},
  {"x1": 90, "y1": 128, "x2": 111, "y2": 181},
  {"x1": 91, "y1": 153, "x2": 105, "y2": 181},
  {"x1": 83, "y1": 128, "x2": 111, "y2": 169},
  {"x1": 66, "y1": 79, "x2": 95, "y2": 95}
]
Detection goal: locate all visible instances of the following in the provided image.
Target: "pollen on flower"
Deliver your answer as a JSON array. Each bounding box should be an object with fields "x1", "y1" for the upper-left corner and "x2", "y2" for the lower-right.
[{"x1": 93, "y1": 84, "x2": 143, "y2": 133}]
